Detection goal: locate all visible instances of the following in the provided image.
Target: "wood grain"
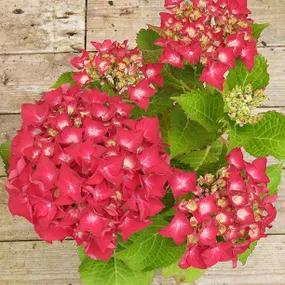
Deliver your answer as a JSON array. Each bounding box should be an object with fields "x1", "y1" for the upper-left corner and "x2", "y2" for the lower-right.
[
  {"x1": 0, "y1": 171, "x2": 284, "y2": 242},
  {"x1": 0, "y1": 107, "x2": 285, "y2": 176},
  {"x1": 0, "y1": 108, "x2": 284, "y2": 141},
  {"x1": 250, "y1": 0, "x2": 285, "y2": 47},
  {"x1": 0, "y1": 179, "x2": 37, "y2": 241},
  {"x1": 0, "y1": 0, "x2": 85, "y2": 54},
  {"x1": 261, "y1": 48, "x2": 285, "y2": 107},
  {"x1": 0, "y1": 48, "x2": 284, "y2": 115},
  {"x1": 87, "y1": 0, "x2": 285, "y2": 48},
  {"x1": 0, "y1": 1, "x2": 284, "y2": 284},
  {"x1": 0, "y1": 53, "x2": 74, "y2": 113},
  {"x1": 0, "y1": 178, "x2": 37, "y2": 241},
  {"x1": 0, "y1": 115, "x2": 21, "y2": 143},
  {"x1": 0, "y1": 236, "x2": 285, "y2": 285},
  {"x1": 0, "y1": 240, "x2": 80, "y2": 285}
]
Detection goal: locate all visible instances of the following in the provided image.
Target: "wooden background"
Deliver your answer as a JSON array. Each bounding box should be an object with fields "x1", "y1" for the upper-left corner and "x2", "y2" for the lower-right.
[{"x1": 0, "y1": 0, "x2": 284, "y2": 284}]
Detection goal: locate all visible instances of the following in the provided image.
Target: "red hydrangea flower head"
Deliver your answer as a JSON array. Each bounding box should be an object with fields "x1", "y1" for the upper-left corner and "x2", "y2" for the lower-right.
[
  {"x1": 157, "y1": 0, "x2": 257, "y2": 90},
  {"x1": 70, "y1": 40, "x2": 164, "y2": 110},
  {"x1": 7, "y1": 85, "x2": 172, "y2": 261},
  {"x1": 160, "y1": 148, "x2": 277, "y2": 269}
]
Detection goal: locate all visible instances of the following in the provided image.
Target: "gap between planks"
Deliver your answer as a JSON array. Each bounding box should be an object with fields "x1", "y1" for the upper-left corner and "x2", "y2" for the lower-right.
[
  {"x1": 0, "y1": 47, "x2": 285, "y2": 114},
  {"x1": 1, "y1": 236, "x2": 285, "y2": 285},
  {"x1": 0, "y1": 0, "x2": 284, "y2": 56},
  {"x1": 0, "y1": 43, "x2": 282, "y2": 57},
  {"x1": 0, "y1": 233, "x2": 284, "y2": 245},
  {"x1": 84, "y1": 0, "x2": 88, "y2": 50},
  {"x1": 1, "y1": 172, "x2": 285, "y2": 242}
]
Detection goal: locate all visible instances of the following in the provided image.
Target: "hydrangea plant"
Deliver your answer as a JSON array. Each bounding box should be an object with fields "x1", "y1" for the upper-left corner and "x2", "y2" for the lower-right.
[{"x1": 0, "y1": 0, "x2": 284, "y2": 284}]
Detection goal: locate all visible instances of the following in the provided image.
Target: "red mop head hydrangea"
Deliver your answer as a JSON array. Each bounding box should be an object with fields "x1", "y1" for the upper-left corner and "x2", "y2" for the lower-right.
[
  {"x1": 6, "y1": 84, "x2": 172, "y2": 261},
  {"x1": 157, "y1": 0, "x2": 257, "y2": 90},
  {"x1": 70, "y1": 40, "x2": 164, "y2": 110},
  {"x1": 160, "y1": 148, "x2": 277, "y2": 269}
]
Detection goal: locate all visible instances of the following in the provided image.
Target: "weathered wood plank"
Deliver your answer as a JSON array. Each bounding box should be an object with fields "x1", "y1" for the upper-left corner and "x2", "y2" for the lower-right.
[
  {"x1": 87, "y1": 0, "x2": 285, "y2": 48},
  {"x1": 0, "y1": 178, "x2": 38, "y2": 240},
  {"x1": 0, "y1": 236, "x2": 285, "y2": 285},
  {"x1": 87, "y1": 0, "x2": 162, "y2": 48},
  {"x1": 0, "y1": 0, "x2": 85, "y2": 54},
  {"x1": 261, "y1": 48, "x2": 285, "y2": 107},
  {"x1": 0, "y1": 53, "x2": 74, "y2": 113},
  {"x1": 0, "y1": 48, "x2": 284, "y2": 115},
  {"x1": 0, "y1": 169, "x2": 284, "y2": 241},
  {"x1": 250, "y1": 0, "x2": 285, "y2": 47},
  {"x1": 0, "y1": 115, "x2": 21, "y2": 143},
  {"x1": 0, "y1": 107, "x2": 285, "y2": 176},
  {"x1": 0, "y1": 106, "x2": 285, "y2": 176},
  {"x1": 0, "y1": 240, "x2": 80, "y2": 285},
  {"x1": 0, "y1": 179, "x2": 37, "y2": 240},
  {"x1": 0, "y1": 108, "x2": 284, "y2": 142}
]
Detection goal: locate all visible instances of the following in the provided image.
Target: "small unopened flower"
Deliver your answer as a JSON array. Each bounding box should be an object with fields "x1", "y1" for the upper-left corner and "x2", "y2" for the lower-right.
[{"x1": 224, "y1": 84, "x2": 267, "y2": 126}]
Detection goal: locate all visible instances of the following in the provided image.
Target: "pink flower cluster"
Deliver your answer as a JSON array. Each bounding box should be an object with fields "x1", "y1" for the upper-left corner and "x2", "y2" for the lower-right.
[
  {"x1": 6, "y1": 84, "x2": 172, "y2": 260},
  {"x1": 157, "y1": 0, "x2": 257, "y2": 90},
  {"x1": 160, "y1": 148, "x2": 277, "y2": 269},
  {"x1": 71, "y1": 40, "x2": 164, "y2": 110}
]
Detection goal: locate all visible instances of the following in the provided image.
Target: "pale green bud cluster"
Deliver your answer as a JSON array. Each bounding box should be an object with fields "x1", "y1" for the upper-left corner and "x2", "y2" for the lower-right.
[{"x1": 224, "y1": 84, "x2": 267, "y2": 126}]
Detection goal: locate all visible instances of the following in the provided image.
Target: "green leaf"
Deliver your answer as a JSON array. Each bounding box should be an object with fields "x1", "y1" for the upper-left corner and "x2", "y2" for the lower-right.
[
  {"x1": 160, "y1": 110, "x2": 171, "y2": 144},
  {"x1": 77, "y1": 246, "x2": 87, "y2": 262},
  {"x1": 228, "y1": 111, "x2": 285, "y2": 159},
  {"x1": 162, "y1": 263, "x2": 205, "y2": 284},
  {"x1": 252, "y1": 23, "x2": 269, "y2": 40},
  {"x1": 174, "y1": 89, "x2": 224, "y2": 135},
  {"x1": 162, "y1": 64, "x2": 202, "y2": 92},
  {"x1": 225, "y1": 55, "x2": 269, "y2": 91},
  {"x1": 0, "y1": 141, "x2": 11, "y2": 173},
  {"x1": 51, "y1": 71, "x2": 75, "y2": 88},
  {"x1": 80, "y1": 255, "x2": 154, "y2": 285},
  {"x1": 239, "y1": 241, "x2": 257, "y2": 265},
  {"x1": 162, "y1": 190, "x2": 175, "y2": 211},
  {"x1": 85, "y1": 80, "x2": 101, "y2": 89},
  {"x1": 267, "y1": 164, "x2": 283, "y2": 195},
  {"x1": 136, "y1": 28, "x2": 162, "y2": 63},
  {"x1": 170, "y1": 158, "x2": 193, "y2": 172},
  {"x1": 169, "y1": 106, "x2": 214, "y2": 157},
  {"x1": 116, "y1": 215, "x2": 185, "y2": 272},
  {"x1": 87, "y1": 80, "x2": 117, "y2": 96},
  {"x1": 176, "y1": 139, "x2": 227, "y2": 173}
]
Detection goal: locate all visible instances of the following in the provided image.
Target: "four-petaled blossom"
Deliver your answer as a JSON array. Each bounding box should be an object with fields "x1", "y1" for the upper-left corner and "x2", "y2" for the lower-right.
[
  {"x1": 128, "y1": 79, "x2": 156, "y2": 110},
  {"x1": 169, "y1": 168, "x2": 196, "y2": 198},
  {"x1": 200, "y1": 61, "x2": 229, "y2": 90}
]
